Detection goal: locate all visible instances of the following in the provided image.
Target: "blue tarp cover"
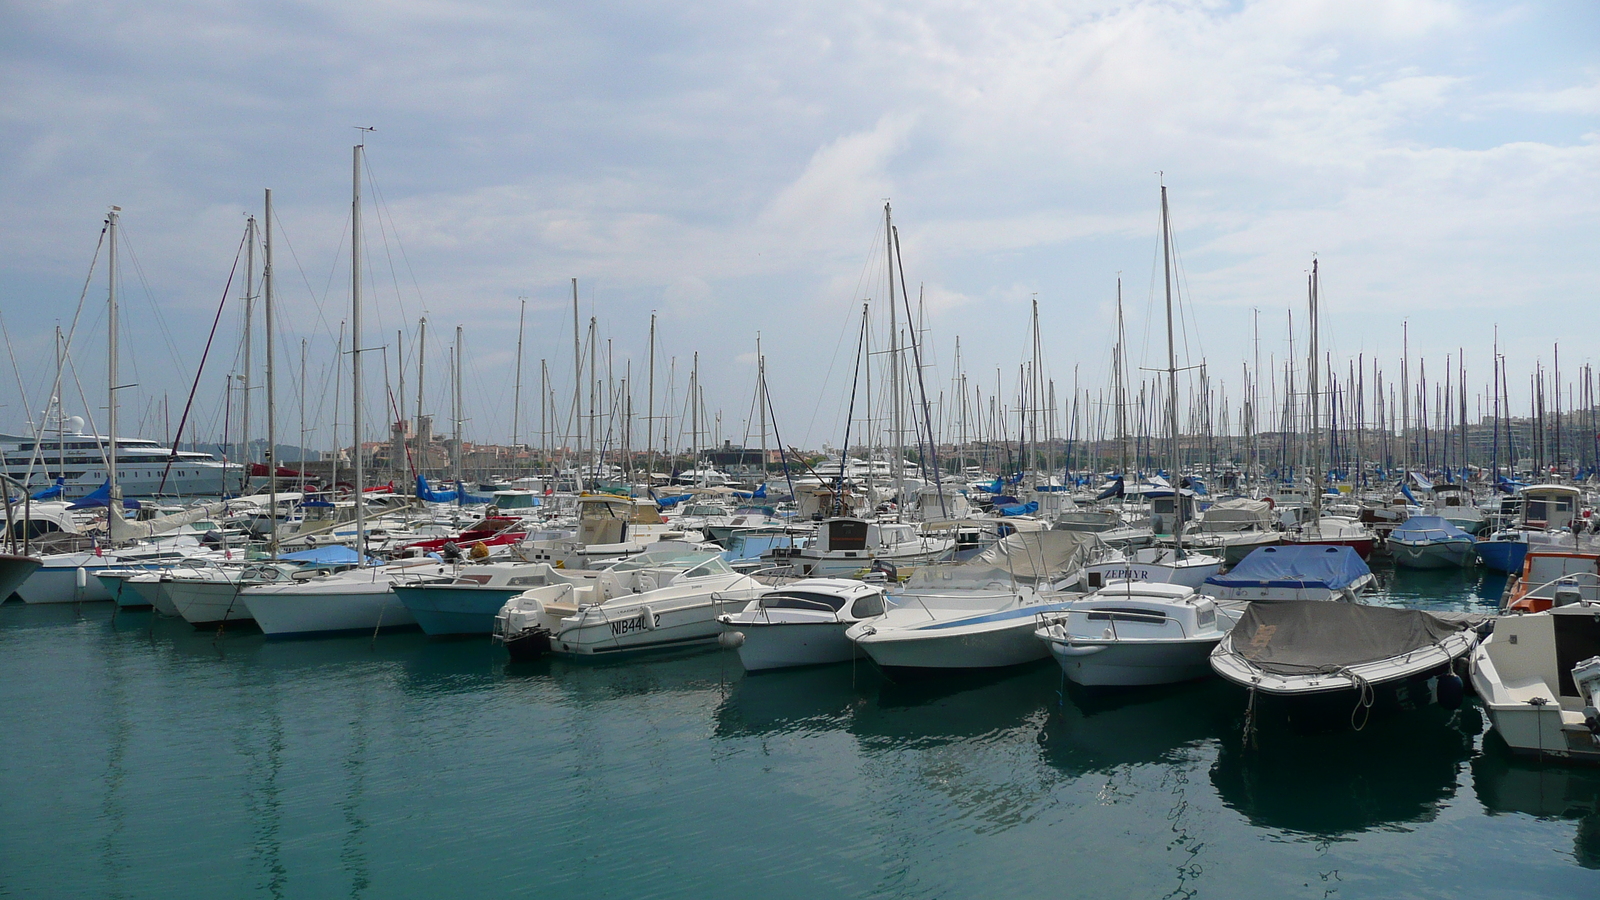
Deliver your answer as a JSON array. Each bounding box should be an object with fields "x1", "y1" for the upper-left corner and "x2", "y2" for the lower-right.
[
  {"x1": 1204, "y1": 545, "x2": 1371, "y2": 591},
  {"x1": 995, "y1": 500, "x2": 1039, "y2": 517},
  {"x1": 67, "y1": 479, "x2": 142, "y2": 510},
  {"x1": 1388, "y1": 515, "x2": 1471, "y2": 543},
  {"x1": 30, "y1": 477, "x2": 64, "y2": 501},
  {"x1": 276, "y1": 545, "x2": 381, "y2": 567},
  {"x1": 415, "y1": 475, "x2": 458, "y2": 503}
]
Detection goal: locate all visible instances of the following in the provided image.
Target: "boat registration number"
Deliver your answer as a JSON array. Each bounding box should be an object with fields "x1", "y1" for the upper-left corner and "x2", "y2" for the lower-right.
[{"x1": 610, "y1": 612, "x2": 660, "y2": 636}]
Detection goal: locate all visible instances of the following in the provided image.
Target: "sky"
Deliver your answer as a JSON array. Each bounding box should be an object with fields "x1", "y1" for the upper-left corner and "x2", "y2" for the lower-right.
[{"x1": 1, "y1": 0, "x2": 1597, "y2": 453}]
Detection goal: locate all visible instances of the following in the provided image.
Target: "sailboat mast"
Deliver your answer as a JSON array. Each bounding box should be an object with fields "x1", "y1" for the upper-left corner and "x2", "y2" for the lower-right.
[
  {"x1": 757, "y1": 333, "x2": 768, "y2": 486},
  {"x1": 264, "y1": 188, "x2": 277, "y2": 553},
  {"x1": 351, "y1": 142, "x2": 366, "y2": 550},
  {"x1": 107, "y1": 207, "x2": 120, "y2": 510},
  {"x1": 1309, "y1": 260, "x2": 1322, "y2": 524},
  {"x1": 241, "y1": 214, "x2": 255, "y2": 483},
  {"x1": 647, "y1": 312, "x2": 656, "y2": 482},
  {"x1": 415, "y1": 316, "x2": 427, "y2": 470},
  {"x1": 885, "y1": 201, "x2": 902, "y2": 505},
  {"x1": 454, "y1": 325, "x2": 464, "y2": 484},
  {"x1": 571, "y1": 278, "x2": 581, "y2": 487},
  {"x1": 1116, "y1": 277, "x2": 1128, "y2": 476},
  {"x1": 513, "y1": 297, "x2": 525, "y2": 453},
  {"x1": 1160, "y1": 183, "x2": 1183, "y2": 547}
]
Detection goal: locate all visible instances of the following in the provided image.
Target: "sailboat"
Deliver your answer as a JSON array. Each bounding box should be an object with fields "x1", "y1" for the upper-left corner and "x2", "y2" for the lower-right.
[
  {"x1": 17, "y1": 209, "x2": 213, "y2": 604},
  {"x1": 240, "y1": 145, "x2": 442, "y2": 636}
]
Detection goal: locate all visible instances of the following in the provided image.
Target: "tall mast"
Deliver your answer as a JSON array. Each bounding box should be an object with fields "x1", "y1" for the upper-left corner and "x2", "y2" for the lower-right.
[
  {"x1": 885, "y1": 201, "x2": 902, "y2": 504},
  {"x1": 454, "y1": 325, "x2": 464, "y2": 483},
  {"x1": 1308, "y1": 259, "x2": 1322, "y2": 526},
  {"x1": 588, "y1": 316, "x2": 597, "y2": 486},
  {"x1": 107, "y1": 207, "x2": 120, "y2": 513},
  {"x1": 298, "y1": 338, "x2": 307, "y2": 497},
  {"x1": 1115, "y1": 277, "x2": 1128, "y2": 476},
  {"x1": 415, "y1": 316, "x2": 427, "y2": 469},
  {"x1": 512, "y1": 297, "x2": 526, "y2": 452},
  {"x1": 264, "y1": 189, "x2": 278, "y2": 553},
  {"x1": 571, "y1": 278, "x2": 581, "y2": 487},
  {"x1": 757, "y1": 333, "x2": 768, "y2": 486},
  {"x1": 351, "y1": 141, "x2": 366, "y2": 551},
  {"x1": 647, "y1": 312, "x2": 656, "y2": 482},
  {"x1": 1160, "y1": 182, "x2": 1184, "y2": 551},
  {"x1": 241, "y1": 214, "x2": 256, "y2": 483}
]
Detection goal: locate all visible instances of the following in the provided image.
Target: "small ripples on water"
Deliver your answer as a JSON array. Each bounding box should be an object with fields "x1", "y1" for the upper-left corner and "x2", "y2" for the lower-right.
[{"x1": 1, "y1": 596, "x2": 1597, "y2": 899}]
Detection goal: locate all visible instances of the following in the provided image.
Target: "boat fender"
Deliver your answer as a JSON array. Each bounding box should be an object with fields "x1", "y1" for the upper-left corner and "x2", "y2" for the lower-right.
[
  {"x1": 1055, "y1": 643, "x2": 1107, "y2": 657},
  {"x1": 1435, "y1": 672, "x2": 1465, "y2": 711},
  {"x1": 718, "y1": 630, "x2": 745, "y2": 649},
  {"x1": 640, "y1": 605, "x2": 656, "y2": 630},
  {"x1": 75, "y1": 567, "x2": 88, "y2": 591}
]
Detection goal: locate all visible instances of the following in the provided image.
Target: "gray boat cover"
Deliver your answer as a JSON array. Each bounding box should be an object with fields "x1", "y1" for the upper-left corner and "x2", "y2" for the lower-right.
[{"x1": 1230, "y1": 601, "x2": 1466, "y2": 674}]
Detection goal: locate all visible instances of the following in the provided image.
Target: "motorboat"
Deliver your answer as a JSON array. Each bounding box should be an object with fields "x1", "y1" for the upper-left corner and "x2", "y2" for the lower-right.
[
  {"x1": 1281, "y1": 515, "x2": 1378, "y2": 559},
  {"x1": 717, "y1": 578, "x2": 887, "y2": 671},
  {"x1": 1210, "y1": 601, "x2": 1483, "y2": 728},
  {"x1": 761, "y1": 517, "x2": 953, "y2": 578},
  {"x1": 1036, "y1": 581, "x2": 1242, "y2": 687},
  {"x1": 1182, "y1": 498, "x2": 1284, "y2": 564},
  {"x1": 1386, "y1": 515, "x2": 1475, "y2": 569},
  {"x1": 1475, "y1": 484, "x2": 1585, "y2": 573},
  {"x1": 1501, "y1": 551, "x2": 1600, "y2": 613},
  {"x1": 1429, "y1": 483, "x2": 1487, "y2": 535},
  {"x1": 1471, "y1": 583, "x2": 1600, "y2": 763},
  {"x1": 240, "y1": 558, "x2": 454, "y2": 637},
  {"x1": 513, "y1": 494, "x2": 689, "y2": 567},
  {"x1": 162, "y1": 561, "x2": 316, "y2": 628},
  {"x1": 1082, "y1": 545, "x2": 1223, "y2": 590},
  {"x1": 842, "y1": 531, "x2": 1094, "y2": 671},
  {"x1": 392, "y1": 561, "x2": 597, "y2": 636},
  {"x1": 1052, "y1": 507, "x2": 1154, "y2": 550},
  {"x1": 1200, "y1": 545, "x2": 1373, "y2": 604},
  {"x1": 493, "y1": 550, "x2": 762, "y2": 660}
]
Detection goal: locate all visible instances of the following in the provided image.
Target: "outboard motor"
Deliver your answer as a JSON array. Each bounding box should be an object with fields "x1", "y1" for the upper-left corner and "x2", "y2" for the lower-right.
[{"x1": 1572, "y1": 656, "x2": 1600, "y2": 736}]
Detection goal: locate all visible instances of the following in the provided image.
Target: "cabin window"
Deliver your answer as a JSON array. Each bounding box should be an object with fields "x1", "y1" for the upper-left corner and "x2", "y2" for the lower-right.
[
  {"x1": 761, "y1": 591, "x2": 847, "y2": 611},
  {"x1": 1085, "y1": 607, "x2": 1168, "y2": 624},
  {"x1": 850, "y1": 592, "x2": 885, "y2": 618},
  {"x1": 827, "y1": 520, "x2": 869, "y2": 551}
]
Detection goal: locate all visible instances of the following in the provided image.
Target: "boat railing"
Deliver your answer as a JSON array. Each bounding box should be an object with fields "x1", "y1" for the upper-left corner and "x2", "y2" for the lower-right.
[{"x1": 1038, "y1": 606, "x2": 1190, "y2": 643}]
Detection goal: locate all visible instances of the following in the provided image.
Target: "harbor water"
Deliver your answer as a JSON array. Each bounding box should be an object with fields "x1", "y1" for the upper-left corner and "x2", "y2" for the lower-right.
[{"x1": 2, "y1": 566, "x2": 1597, "y2": 898}]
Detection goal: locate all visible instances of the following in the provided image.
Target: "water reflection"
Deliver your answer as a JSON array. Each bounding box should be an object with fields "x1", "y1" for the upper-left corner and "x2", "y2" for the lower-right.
[
  {"x1": 1473, "y1": 743, "x2": 1600, "y2": 869},
  {"x1": 1210, "y1": 708, "x2": 1475, "y2": 837},
  {"x1": 714, "y1": 663, "x2": 867, "y2": 737},
  {"x1": 1039, "y1": 679, "x2": 1236, "y2": 776}
]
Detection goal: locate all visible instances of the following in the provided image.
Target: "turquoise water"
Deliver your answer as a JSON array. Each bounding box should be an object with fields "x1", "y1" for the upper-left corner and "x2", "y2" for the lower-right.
[{"x1": 2, "y1": 566, "x2": 1597, "y2": 899}]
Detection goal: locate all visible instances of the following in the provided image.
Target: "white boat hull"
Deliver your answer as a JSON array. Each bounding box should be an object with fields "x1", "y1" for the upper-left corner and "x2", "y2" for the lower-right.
[
  {"x1": 729, "y1": 621, "x2": 858, "y2": 671},
  {"x1": 165, "y1": 579, "x2": 255, "y2": 627},
  {"x1": 1046, "y1": 636, "x2": 1221, "y2": 687},
  {"x1": 851, "y1": 604, "x2": 1073, "y2": 670},
  {"x1": 548, "y1": 596, "x2": 740, "y2": 656},
  {"x1": 242, "y1": 577, "x2": 414, "y2": 636}
]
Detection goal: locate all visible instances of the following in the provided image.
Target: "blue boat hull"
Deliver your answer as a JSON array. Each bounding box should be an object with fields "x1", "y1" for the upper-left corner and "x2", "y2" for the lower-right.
[
  {"x1": 1474, "y1": 539, "x2": 1526, "y2": 574},
  {"x1": 392, "y1": 585, "x2": 527, "y2": 635}
]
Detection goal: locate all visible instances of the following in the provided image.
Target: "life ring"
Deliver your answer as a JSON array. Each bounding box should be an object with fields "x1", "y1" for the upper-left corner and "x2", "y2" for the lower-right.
[{"x1": 1263, "y1": 496, "x2": 1276, "y2": 509}]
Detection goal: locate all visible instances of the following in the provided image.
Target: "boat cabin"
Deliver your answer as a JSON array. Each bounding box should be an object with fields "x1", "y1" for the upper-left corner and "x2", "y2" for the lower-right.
[
  {"x1": 1519, "y1": 485, "x2": 1581, "y2": 531},
  {"x1": 491, "y1": 490, "x2": 542, "y2": 511},
  {"x1": 577, "y1": 495, "x2": 665, "y2": 546}
]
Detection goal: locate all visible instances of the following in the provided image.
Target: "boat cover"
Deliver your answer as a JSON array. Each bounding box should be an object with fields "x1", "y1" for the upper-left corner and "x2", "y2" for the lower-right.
[
  {"x1": 1229, "y1": 601, "x2": 1465, "y2": 674},
  {"x1": 1205, "y1": 545, "x2": 1370, "y2": 591},
  {"x1": 968, "y1": 529, "x2": 1094, "y2": 581},
  {"x1": 277, "y1": 545, "x2": 379, "y2": 567},
  {"x1": 1388, "y1": 516, "x2": 1470, "y2": 543}
]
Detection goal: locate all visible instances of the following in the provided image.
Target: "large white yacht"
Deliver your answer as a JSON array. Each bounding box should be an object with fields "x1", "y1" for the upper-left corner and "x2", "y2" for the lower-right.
[{"x1": 1, "y1": 409, "x2": 239, "y2": 498}]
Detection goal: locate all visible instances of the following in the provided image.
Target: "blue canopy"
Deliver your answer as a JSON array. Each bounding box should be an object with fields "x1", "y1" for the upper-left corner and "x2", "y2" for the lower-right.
[
  {"x1": 995, "y1": 500, "x2": 1039, "y2": 517},
  {"x1": 1389, "y1": 515, "x2": 1471, "y2": 543},
  {"x1": 30, "y1": 477, "x2": 65, "y2": 501},
  {"x1": 67, "y1": 479, "x2": 141, "y2": 511},
  {"x1": 1204, "y1": 545, "x2": 1371, "y2": 592},
  {"x1": 972, "y1": 479, "x2": 1003, "y2": 495},
  {"x1": 1095, "y1": 476, "x2": 1125, "y2": 501},
  {"x1": 1399, "y1": 483, "x2": 1419, "y2": 505},
  {"x1": 416, "y1": 475, "x2": 459, "y2": 503},
  {"x1": 654, "y1": 493, "x2": 693, "y2": 508},
  {"x1": 731, "y1": 484, "x2": 768, "y2": 500}
]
